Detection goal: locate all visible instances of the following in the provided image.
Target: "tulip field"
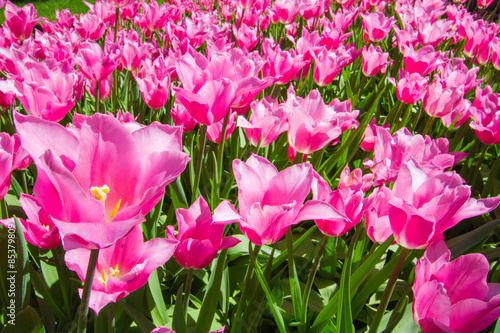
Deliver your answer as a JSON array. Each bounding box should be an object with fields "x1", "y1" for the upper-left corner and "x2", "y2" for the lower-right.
[{"x1": 1, "y1": 0, "x2": 500, "y2": 332}]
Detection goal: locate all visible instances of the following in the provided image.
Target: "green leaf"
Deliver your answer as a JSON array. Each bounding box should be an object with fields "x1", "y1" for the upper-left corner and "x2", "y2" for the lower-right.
[
  {"x1": 1, "y1": 305, "x2": 45, "y2": 333},
  {"x1": 172, "y1": 286, "x2": 187, "y2": 333},
  {"x1": 446, "y1": 219, "x2": 500, "y2": 259},
  {"x1": 194, "y1": 249, "x2": 228, "y2": 333},
  {"x1": 119, "y1": 299, "x2": 156, "y2": 333},
  {"x1": 14, "y1": 216, "x2": 31, "y2": 311},
  {"x1": 147, "y1": 270, "x2": 170, "y2": 327}
]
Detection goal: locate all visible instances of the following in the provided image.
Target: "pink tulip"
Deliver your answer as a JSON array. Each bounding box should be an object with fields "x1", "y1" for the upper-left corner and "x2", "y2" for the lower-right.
[
  {"x1": 312, "y1": 44, "x2": 360, "y2": 86},
  {"x1": 121, "y1": 38, "x2": 149, "y2": 71},
  {"x1": 55, "y1": 9, "x2": 76, "y2": 29},
  {"x1": 364, "y1": 185, "x2": 394, "y2": 244},
  {"x1": 312, "y1": 172, "x2": 370, "y2": 237},
  {"x1": 262, "y1": 40, "x2": 308, "y2": 85},
  {"x1": 422, "y1": 75, "x2": 464, "y2": 119},
  {"x1": 213, "y1": 154, "x2": 343, "y2": 245},
  {"x1": 388, "y1": 160, "x2": 500, "y2": 249},
  {"x1": 403, "y1": 45, "x2": 446, "y2": 77},
  {"x1": 388, "y1": 69, "x2": 428, "y2": 104},
  {"x1": 107, "y1": 0, "x2": 132, "y2": 8},
  {"x1": 120, "y1": 1, "x2": 140, "y2": 21},
  {"x1": 237, "y1": 96, "x2": 289, "y2": 148},
  {"x1": 413, "y1": 240, "x2": 500, "y2": 332},
  {"x1": 329, "y1": 8, "x2": 358, "y2": 32},
  {"x1": 269, "y1": 0, "x2": 300, "y2": 24},
  {"x1": 299, "y1": 0, "x2": 326, "y2": 20},
  {"x1": 394, "y1": 24, "x2": 419, "y2": 53},
  {"x1": 477, "y1": 0, "x2": 495, "y2": 8},
  {"x1": 134, "y1": 1, "x2": 169, "y2": 33},
  {"x1": 75, "y1": 13, "x2": 106, "y2": 40},
  {"x1": 65, "y1": 226, "x2": 178, "y2": 315},
  {"x1": 233, "y1": 23, "x2": 261, "y2": 51},
  {"x1": 439, "y1": 60, "x2": 484, "y2": 94},
  {"x1": 171, "y1": 100, "x2": 197, "y2": 132},
  {"x1": 12, "y1": 60, "x2": 78, "y2": 122},
  {"x1": 361, "y1": 45, "x2": 392, "y2": 77},
  {"x1": 417, "y1": 19, "x2": 453, "y2": 48},
  {"x1": 14, "y1": 112, "x2": 190, "y2": 250},
  {"x1": 364, "y1": 127, "x2": 467, "y2": 185},
  {"x1": 0, "y1": 80, "x2": 15, "y2": 108},
  {"x1": 0, "y1": 194, "x2": 61, "y2": 249},
  {"x1": 490, "y1": 38, "x2": 500, "y2": 70},
  {"x1": 0, "y1": 133, "x2": 30, "y2": 199},
  {"x1": 285, "y1": 87, "x2": 359, "y2": 155},
  {"x1": 135, "y1": 74, "x2": 170, "y2": 110},
  {"x1": 207, "y1": 112, "x2": 236, "y2": 143},
  {"x1": 360, "y1": 12, "x2": 396, "y2": 43},
  {"x1": 75, "y1": 41, "x2": 121, "y2": 82},
  {"x1": 360, "y1": 118, "x2": 389, "y2": 151},
  {"x1": 464, "y1": 20, "x2": 496, "y2": 66},
  {"x1": 86, "y1": 74, "x2": 113, "y2": 101},
  {"x1": 338, "y1": 166, "x2": 373, "y2": 192},
  {"x1": 166, "y1": 196, "x2": 240, "y2": 270},
  {"x1": 469, "y1": 85, "x2": 500, "y2": 145},
  {"x1": 84, "y1": 0, "x2": 115, "y2": 27},
  {"x1": 4, "y1": 1, "x2": 37, "y2": 41}
]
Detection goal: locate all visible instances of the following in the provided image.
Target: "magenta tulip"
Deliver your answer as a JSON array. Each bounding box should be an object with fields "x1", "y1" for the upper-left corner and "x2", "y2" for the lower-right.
[
  {"x1": 4, "y1": 1, "x2": 37, "y2": 41},
  {"x1": 413, "y1": 240, "x2": 500, "y2": 332},
  {"x1": 469, "y1": 85, "x2": 500, "y2": 145},
  {"x1": 65, "y1": 226, "x2": 178, "y2": 314},
  {"x1": 360, "y1": 12, "x2": 396, "y2": 43},
  {"x1": 166, "y1": 196, "x2": 240, "y2": 270},
  {"x1": 361, "y1": 45, "x2": 392, "y2": 77},
  {"x1": 213, "y1": 154, "x2": 343, "y2": 245},
  {"x1": 14, "y1": 112, "x2": 190, "y2": 250}
]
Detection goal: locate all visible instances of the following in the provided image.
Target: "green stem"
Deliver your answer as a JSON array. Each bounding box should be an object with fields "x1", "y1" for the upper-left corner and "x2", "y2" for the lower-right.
[
  {"x1": 231, "y1": 243, "x2": 261, "y2": 333},
  {"x1": 286, "y1": 228, "x2": 302, "y2": 321},
  {"x1": 184, "y1": 268, "x2": 194, "y2": 320},
  {"x1": 368, "y1": 247, "x2": 410, "y2": 333},
  {"x1": 421, "y1": 115, "x2": 435, "y2": 137},
  {"x1": 22, "y1": 172, "x2": 28, "y2": 194},
  {"x1": 108, "y1": 302, "x2": 115, "y2": 333},
  {"x1": 0, "y1": 198, "x2": 8, "y2": 219},
  {"x1": 300, "y1": 235, "x2": 329, "y2": 322},
  {"x1": 470, "y1": 143, "x2": 488, "y2": 188},
  {"x1": 95, "y1": 81, "x2": 100, "y2": 114},
  {"x1": 192, "y1": 125, "x2": 207, "y2": 203},
  {"x1": 215, "y1": 112, "x2": 230, "y2": 206},
  {"x1": 77, "y1": 249, "x2": 100, "y2": 333}
]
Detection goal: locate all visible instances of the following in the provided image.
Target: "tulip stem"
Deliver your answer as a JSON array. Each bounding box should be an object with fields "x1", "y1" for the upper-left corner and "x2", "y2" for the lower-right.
[
  {"x1": 368, "y1": 246, "x2": 410, "y2": 333},
  {"x1": 421, "y1": 115, "x2": 435, "y2": 137},
  {"x1": 52, "y1": 249, "x2": 72, "y2": 320},
  {"x1": 286, "y1": 228, "x2": 302, "y2": 322},
  {"x1": 77, "y1": 248, "x2": 100, "y2": 333},
  {"x1": 231, "y1": 243, "x2": 260, "y2": 332},
  {"x1": 108, "y1": 302, "x2": 115, "y2": 333},
  {"x1": 184, "y1": 268, "x2": 194, "y2": 319},
  {"x1": 95, "y1": 81, "x2": 100, "y2": 114},
  {"x1": 215, "y1": 112, "x2": 230, "y2": 206},
  {"x1": 300, "y1": 235, "x2": 329, "y2": 323},
  {"x1": 192, "y1": 125, "x2": 207, "y2": 203}
]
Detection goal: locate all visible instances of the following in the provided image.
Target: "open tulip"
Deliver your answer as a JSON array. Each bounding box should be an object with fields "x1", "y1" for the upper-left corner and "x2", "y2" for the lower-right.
[
  {"x1": 388, "y1": 69, "x2": 428, "y2": 104},
  {"x1": 4, "y1": 1, "x2": 37, "y2": 41},
  {"x1": 65, "y1": 226, "x2": 178, "y2": 315},
  {"x1": 166, "y1": 196, "x2": 240, "y2": 270},
  {"x1": 14, "y1": 112, "x2": 190, "y2": 250},
  {"x1": 413, "y1": 239, "x2": 500, "y2": 332},
  {"x1": 0, "y1": 133, "x2": 30, "y2": 199},
  {"x1": 75, "y1": 41, "x2": 121, "y2": 82},
  {"x1": 388, "y1": 160, "x2": 500, "y2": 249},
  {"x1": 213, "y1": 154, "x2": 343, "y2": 245}
]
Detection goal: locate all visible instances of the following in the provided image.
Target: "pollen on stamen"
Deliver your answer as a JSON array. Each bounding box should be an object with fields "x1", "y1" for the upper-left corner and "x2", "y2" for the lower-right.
[
  {"x1": 108, "y1": 199, "x2": 122, "y2": 221},
  {"x1": 90, "y1": 185, "x2": 110, "y2": 203}
]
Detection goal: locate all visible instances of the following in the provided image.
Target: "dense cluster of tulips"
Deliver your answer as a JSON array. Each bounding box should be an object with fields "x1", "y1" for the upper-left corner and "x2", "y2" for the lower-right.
[{"x1": 1, "y1": 0, "x2": 500, "y2": 332}]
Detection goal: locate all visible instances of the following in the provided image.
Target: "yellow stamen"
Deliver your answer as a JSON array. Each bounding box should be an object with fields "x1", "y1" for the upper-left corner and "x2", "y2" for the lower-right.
[
  {"x1": 98, "y1": 268, "x2": 107, "y2": 286},
  {"x1": 109, "y1": 199, "x2": 122, "y2": 221},
  {"x1": 90, "y1": 185, "x2": 110, "y2": 202},
  {"x1": 42, "y1": 225, "x2": 50, "y2": 231},
  {"x1": 108, "y1": 265, "x2": 120, "y2": 277}
]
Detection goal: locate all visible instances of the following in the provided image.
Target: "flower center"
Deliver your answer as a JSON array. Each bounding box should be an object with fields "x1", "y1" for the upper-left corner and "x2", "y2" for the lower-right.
[
  {"x1": 98, "y1": 264, "x2": 120, "y2": 286},
  {"x1": 90, "y1": 185, "x2": 122, "y2": 222}
]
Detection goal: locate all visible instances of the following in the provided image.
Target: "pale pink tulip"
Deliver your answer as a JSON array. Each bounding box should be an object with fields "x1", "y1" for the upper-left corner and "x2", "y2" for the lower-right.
[
  {"x1": 417, "y1": 19, "x2": 453, "y2": 48},
  {"x1": 360, "y1": 118, "x2": 389, "y2": 151},
  {"x1": 413, "y1": 240, "x2": 500, "y2": 332},
  {"x1": 364, "y1": 185, "x2": 394, "y2": 244},
  {"x1": 75, "y1": 13, "x2": 106, "y2": 40},
  {"x1": 469, "y1": 85, "x2": 500, "y2": 145},
  {"x1": 65, "y1": 226, "x2": 178, "y2": 314},
  {"x1": 14, "y1": 112, "x2": 190, "y2": 250},
  {"x1": 171, "y1": 100, "x2": 197, "y2": 132},
  {"x1": 269, "y1": 0, "x2": 300, "y2": 24},
  {"x1": 361, "y1": 12, "x2": 396, "y2": 43},
  {"x1": 75, "y1": 41, "x2": 121, "y2": 82},
  {"x1": 388, "y1": 160, "x2": 500, "y2": 249},
  {"x1": 388, "y1": 69, "x2": 428, "y2": 104},
  {"x1": 361, "y1": 45, "x2": 392, "y2": 77},
  {"x1": 403, "y1": 45, "x2": 446, "y2": 77},
  {"x1": 213, "y1": 154, "x2": 343, "y2": 245},
  {"x1": 237, "y1": 96, "x2": 289, "y2": 148},
  {"x1": 4, "y1": 1, "x2": 37, "y2": 41},
  {"x1": 233, "y1": 23, "x2": 261, "y2": 51},
  {"x1": 312, "y1": 44, "x2": 360, "y2": 86},
  {"x1": 422, "y1": 75, "x2": 464, "y2": 119},
  {"x1": 166, "y1": 196, "x2": 240, "y2": 270}
]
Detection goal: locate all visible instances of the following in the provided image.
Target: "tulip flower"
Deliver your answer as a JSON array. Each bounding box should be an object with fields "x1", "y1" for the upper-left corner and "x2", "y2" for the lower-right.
[
  {"x1": 422, "y1": 75, "x2": 464, "y2": 119},
  {"x1": 171, "y1": 100, "x2": 197, "y2": 133},
  {"x1": 417, "y1": 19, "x2": 453, "y2": 48},
  {"x1": 0, "y1": 194, "x2": 61, "y2": 249},
  {"x1": 360, "y1": 118, "x2": 390, "y2": 151},
  {"x1": 207, "y1": 112, "x2": 236, "y2": 144},
  {"x1": 361, "y1": 45, "x2": 392, "y2": 77},
  {"x1": 413, "y1": 240, "x2": 500, "y2": 332},
  {"x1": 312, "y1": 45, "x2": 360, "y2": 86},
  {"x1": 388, "y1": 160, "x2": 500, "y2": 249},
  {"x1": 121, "y1": 38, "x2": 150, "y2": 71},
  {"x1": 269, "y1": 0, "x2": 300, "y2": 24},
  {"x1": 4, "y1": 1, "x2": 37, "y2": 41},
  {"x1": 360, "y1": 12, "x2": 396, "y2": 43},
  {"x1": 233, "y1": 23, "x2": 261, "y2": 51},
  {"x1": 75, "y1": 13, "x2": 106, "y2": 40},
  {"x1": 237, "y1": 96, "x2": 289, "y2": 148},
  {"x1": 0, "y1": 133, "x2": 30, "y2": 199},
  {"x1": 469, "y1": 85, "x2": 500, "y2": 145},
  {"x1": 166, "y1": 196, "x2": 240, "y2": 270},
  {"x1": 311, "y1": 172, "x2": 370, "y2": 237},
  {"x1": 86, "y1": 74, "x2": 113, "y2": 101},
  {"x1": 65, "y1": 226, "x2": 178, "y2": 315},
  {"x1": 403, "y1": 45, "x2": 446, "y2": 77},
  {"x1": 75, "y1": 41, "x2": 121, "y2": 82},
  {"x1": 262, "y1": 42, "x2": 308, "y2": 85},
  {"x1": 213, "y1": 154, "x2": 343, "y2": 245},
  {"x1": 388, "y1": 69, "x2": 428, "y2": 104},
  {"x1": 55, "y1": 9, "x2": 76, "y2": 29},
  {"x1": 14, "y1": 112, "x2": 190, "y2": 250},
  {"x1": 107, "y1": 0, "x2": 132, "y2": 8},
  {"x1": 285, "y1": 87, "x2": 359, "y2": 155},
  {"x1": 477, "y1": 0, "x2": 495, "y2": 8},
  {"x1": 364, "y1": 127, "x2": 467, "y2": 185},
  {"x1": 364, "y1": 185, "x2": 394, "y2": 244},
  {"x1": 299, "y1": 0, "x2": 326, "y2": 20},
  {"x1": 338, "y1": 167, "x2": 373, "y2": 192}
]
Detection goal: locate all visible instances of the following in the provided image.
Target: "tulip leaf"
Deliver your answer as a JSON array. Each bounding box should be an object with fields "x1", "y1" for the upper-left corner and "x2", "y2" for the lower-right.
[
  {"x1": 446, "y1": 219, "x2": 500, "y2": 259},
  {"x1": 194, "y1": 249, "x2": 228, "y2": 333},
  {"x1": 337, "y1": 230, "x2": 358, "y2": 333},
  {"x1": 1, "y1": 305, "x2": 45, "y2": 333},
  {"x1": 147, "y1": 270, "x2": 170, "y2": 327},
  {"x1": 173, "y1": 285, "x2": 187, "y2": 333},
  {"x1": 118, "y1": 299, "x2": 156, "y2": 333},
  {"x1": 14, "y1": 216, "x2": 31, "y2": 311}
]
